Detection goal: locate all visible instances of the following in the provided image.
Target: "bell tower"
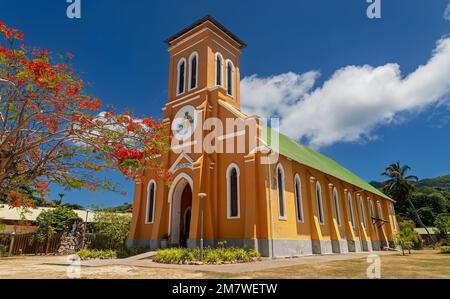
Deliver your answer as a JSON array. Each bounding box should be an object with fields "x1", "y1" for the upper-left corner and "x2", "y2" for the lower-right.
[{"x1": 164, "y1": 16, "x2": 247, "y2": 110}]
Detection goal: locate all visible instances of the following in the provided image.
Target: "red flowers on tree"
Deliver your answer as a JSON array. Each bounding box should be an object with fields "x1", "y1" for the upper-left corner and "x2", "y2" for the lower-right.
[{"x1": 0, "y1": 21, "x2": 170, "y2": 207}]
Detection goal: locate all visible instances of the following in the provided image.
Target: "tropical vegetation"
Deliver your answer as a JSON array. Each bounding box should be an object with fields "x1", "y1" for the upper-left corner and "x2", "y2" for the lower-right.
[
  {"x1": 374, "y1": 162, "x2": 450, "y2": 242},
  {"x1": 0, "y1": 20, "x2": 170, "y2": 208},
  {"x1": 35, "y1": 205, "x2": 79, "y2": 242},
  {"x1": 153, "y1": 243, "x2": 261, "y2": 265}
]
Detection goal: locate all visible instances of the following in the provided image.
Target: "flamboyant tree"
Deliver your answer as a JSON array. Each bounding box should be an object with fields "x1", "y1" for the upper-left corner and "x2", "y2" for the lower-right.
[{"x1": 0, "y1": 21, "x2": 170, "y2": 207}]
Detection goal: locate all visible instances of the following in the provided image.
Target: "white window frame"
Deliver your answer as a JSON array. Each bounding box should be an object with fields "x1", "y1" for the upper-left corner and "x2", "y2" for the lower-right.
[
  {"x1": 333, "y1": 188, "x2": 341, "y2": 226},
  {"x1": 316, "y1": 182, "x2": 325, "y2": 224},
  {"x1": 348, "y1": 193, "x2": 355, "y2": 228},
  {"x1": 226, "y1": 163, "x2": 241, "y2": 219},
  {"x1": 360, "y1": 197, "x2": 367, "y2": 228},
  {"x1": 176, "y1": 58, "x2": 186, "y2": 96},
  {"x1": 188, "y1": 52, "x2": 199, "y2": 91},
  {"x1": 145, "y1": 180, "x2": 156, "y2": 224},
  {"x1": 276, "y1": 164, "x2": 287, "y2": 220},
  {"x1": 369, "y1": 199, "x2": 375, "y2": 218},
  {"x1": 294, "y1": 174, "x2": 304, "y2": 223},
  {"x1": 377, "y1": 201, "x2": 383, "y2": 220},
  {"x1": 215, "y1": 52, "x2": 224, "y2": 87},
  {"x1": 226, "y1": 59, "x2": 235, "y2": 98}
]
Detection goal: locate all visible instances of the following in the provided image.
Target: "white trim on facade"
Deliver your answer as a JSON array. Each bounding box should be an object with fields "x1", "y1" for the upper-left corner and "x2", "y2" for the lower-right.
[
  {"x1": 360, "y1": 197, "x2": 367, "y2": 228},
  {"x1": 188, "y1": 51, "x2": 199, "y2": 91},
  {"x1": 226, "y1": 163, "x2": 241, "y2": 219},
  {"x1": 225, "y1": 59, "x2": 235, "y2": 98},
  {"x1": 348, "y1": 193, "x2": 355, "y2": 228},
  {"x1": 168, "y1": 152, "x2": 194, "y2": 173},
  {"x1": 276, "y1": 164, "x2": 287, "y2": 220},
  {"x1": 315, "y1": 181, "x2": 325, "y2": 225},
  {"x1": 167, "y1": 173, "x2": 194, "y2": 244},
  {"x1": 294, "y1": 174, "x2": 304, "y2": 223},
  {"x1": 145, "y1": 180, "x2": 157, "y2": 224},
  {"x1": 215, "y1": 52, "x2": 224, "y2": 87},
  {"x1": 172, "y1": 95, "x2": 201, "y2": 108},
  {"x1": 333, "y1": 187, "x2": 341, "y2": 226},
  {"x1": 176, "y1": 58, "x2": 187, "y2": 96}
]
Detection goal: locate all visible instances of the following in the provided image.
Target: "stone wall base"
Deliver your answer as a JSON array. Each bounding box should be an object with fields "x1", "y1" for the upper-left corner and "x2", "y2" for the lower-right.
[
  {"x1": 347, "y1": 239, "x2": 363, "y2": 252},
  {"x1": 332, "y1": 239, "x2": 349, "y2": 253}
]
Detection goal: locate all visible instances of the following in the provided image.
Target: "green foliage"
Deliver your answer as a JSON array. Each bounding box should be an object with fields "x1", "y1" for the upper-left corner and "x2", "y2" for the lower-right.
[
  {"x1": 153, "y1": 246, "x2": 260, "y2": 264},
  {"x1": 76, "y1": 249, "x2": 117, "y2": 260},
  {"x1": 0, "y1": 218, "x2": 5, "y2": 232},
  {"x1": 0, "y1": 244, "x2": 8, "y2": 257},
  {"x1": 35, "y1": 206, "x2": 78, "y2": 242},
  {"x1": 434, "y1": 214, "x2": 450, "y2": 240},
  {"x1": 91, "y1": 211, "x2": 131, "y2": 250},
  {"x1": 439, "y1": 246, "x2": 450, "y2": 254},
  {"x1": 375, "y1": 170, "x2": 450, "y2": 229},
  {"x1": 100, "y1": 202, "x2": 132, "y2": 213},
  {"x1": 417, "y1": 175, "x2": 450, "y2": 192},
  {"x1": 393, "y1": 220, "x2": 422, "y2": 255}
]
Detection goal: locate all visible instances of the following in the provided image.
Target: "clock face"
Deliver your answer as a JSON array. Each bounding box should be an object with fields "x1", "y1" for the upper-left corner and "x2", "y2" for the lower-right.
[{"x1": 171, "y1": 105, "x2": 198, "y2": 141}]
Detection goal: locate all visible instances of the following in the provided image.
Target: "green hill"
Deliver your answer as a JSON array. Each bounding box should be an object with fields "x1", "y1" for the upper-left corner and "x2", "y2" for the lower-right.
[{"x1": 416, "y1": 174, "x2": 450, "y2": 192}]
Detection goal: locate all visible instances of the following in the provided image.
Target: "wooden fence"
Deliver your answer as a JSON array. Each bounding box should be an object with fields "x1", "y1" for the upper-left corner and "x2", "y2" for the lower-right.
[{"x1": 0, "y1": 233, "x2": 63, "y2": 256}]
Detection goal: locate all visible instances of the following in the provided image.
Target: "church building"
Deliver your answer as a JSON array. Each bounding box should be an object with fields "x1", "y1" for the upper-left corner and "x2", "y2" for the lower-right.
[{"x1": 128, "y1": 16, "x2": 398, "y2": 257}]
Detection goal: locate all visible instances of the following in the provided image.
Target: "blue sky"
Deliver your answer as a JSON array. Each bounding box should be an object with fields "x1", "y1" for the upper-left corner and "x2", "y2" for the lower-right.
[{"x1": 2, "y1": 0, "x2": 449, "y2": 208}]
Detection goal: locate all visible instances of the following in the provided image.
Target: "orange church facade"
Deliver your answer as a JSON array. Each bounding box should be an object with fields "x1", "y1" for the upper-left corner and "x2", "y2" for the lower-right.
[{"x1": 128, "y1": 16, "x2": 398, "y2": 257}]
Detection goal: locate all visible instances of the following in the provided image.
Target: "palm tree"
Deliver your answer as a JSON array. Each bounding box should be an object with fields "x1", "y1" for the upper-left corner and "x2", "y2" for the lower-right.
[{"x1": 381, "y1": 162, "x2": 432, "y2": 240}]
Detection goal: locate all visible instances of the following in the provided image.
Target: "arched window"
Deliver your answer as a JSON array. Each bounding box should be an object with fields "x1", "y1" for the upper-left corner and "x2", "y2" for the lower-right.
[
  {"x1": 360, "y1": 198, "x2": 367, "y2": 227},
  {"x1": 294, "y1": 174, "x2": 304, "y2": 222},
  {"x1": 316, "y1": 182, "x2": 325, "y2": 224},
  {"x1": 177, "y1": 58, "x2": 186, "y2": 95},
  {"x1": 226, "y1": 164, "x2": 240, "y2": 218},
  {"x1": 333, "y1": 188, "x2": 341, "y2": 226},
  {"x1": 347, "y1": 193, "x2": 355, "y2": 228},
  {"x1": 226, "y1": 60, "x2": 234, "y2": 97},
  {"x1": 188, "y1": 52, "x2": 198, "y2": 90},
  {"x1": 146, "y1": 180, "x2": 156, "y2": 224},
  {"x1": 377, "y1": 201, "x2": 383, "y2": 220},
  {"x1": 215, "y1": 53, "x2": 224, "y2": 86},
  {"x1": 276, "y1": 164, "x2": 286, "y2": 219},
  {"x1": 369, "y1": 199, "x2": 375, "y2": 218}
]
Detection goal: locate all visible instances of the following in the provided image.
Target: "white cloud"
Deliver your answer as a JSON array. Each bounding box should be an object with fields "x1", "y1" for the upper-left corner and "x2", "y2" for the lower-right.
[
  {"x1": 241, "y1": 36, "x2": 450, "y2": 149},
  {"x1": 445, "y1": 3, "x2": 450, "y2": 21}
]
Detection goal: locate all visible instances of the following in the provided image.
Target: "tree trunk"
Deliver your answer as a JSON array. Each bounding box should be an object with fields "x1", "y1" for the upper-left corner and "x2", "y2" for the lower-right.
[{"x1": 406, "y1": 198, "x2": 434, "y2": 243}]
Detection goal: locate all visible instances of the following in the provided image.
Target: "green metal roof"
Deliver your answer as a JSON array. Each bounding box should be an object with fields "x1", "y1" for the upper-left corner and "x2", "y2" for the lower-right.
[{"x1": 263, "y1": 127, "x2": 392, "y2": 201}]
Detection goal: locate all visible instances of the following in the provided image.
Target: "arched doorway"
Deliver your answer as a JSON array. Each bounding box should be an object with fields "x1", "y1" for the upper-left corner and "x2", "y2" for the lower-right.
[
  {"x1": 168, "y1": 173, "x2": 193, "y2": 246},
  {"x1": 179, "y1": 186, "x2": 192, "y2": 247}
]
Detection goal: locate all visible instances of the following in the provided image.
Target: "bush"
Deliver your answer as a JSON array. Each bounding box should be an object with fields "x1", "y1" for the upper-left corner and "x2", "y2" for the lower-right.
[
  {"x1": 394, "y1": 220, "x2": 421, "y2": 255},
  {"x1": 0, "y1": 244, "x2": 8, "y2": 257},
  {"x1": 434, "y1": 214, "x2": 450, "y2": 240},
  {"x1": 153, "y1": 246, "x2": 260, "y2": 265},
  {"x1": 76, "y1": 249, "x2": 117, "y2": 260},
  {"x1": 35, "y1": 205, "x2": 79, "y2": 242},
  {"x1": 91, "y1": 211, "x2": 131, "y2": 250},
  {"x1": 440, "y1": 246, "x2": 450, "y2": 254}
]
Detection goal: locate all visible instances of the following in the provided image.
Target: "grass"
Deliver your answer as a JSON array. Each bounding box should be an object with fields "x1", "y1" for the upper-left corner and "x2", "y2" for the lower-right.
[{"x1": 232, "y1": 250, "x2": 450, "y2": 279}]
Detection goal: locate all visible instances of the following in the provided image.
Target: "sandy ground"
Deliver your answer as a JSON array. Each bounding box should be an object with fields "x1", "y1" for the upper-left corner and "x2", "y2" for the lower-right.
[
  {"x1": 0, "y1": 255, "x2": 207, "y2": 279},
  {"x1": 0, "y1": 250, "x2": 448, "y2": 279}
]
